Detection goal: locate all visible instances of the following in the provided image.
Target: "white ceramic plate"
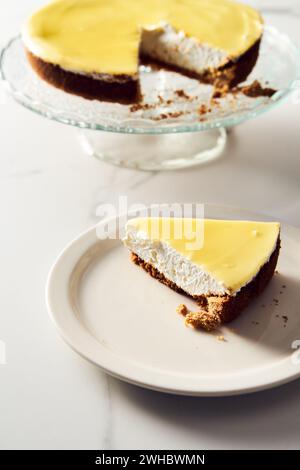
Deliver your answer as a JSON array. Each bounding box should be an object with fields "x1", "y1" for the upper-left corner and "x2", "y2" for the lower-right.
[{"x1": 46, "y1": 205, "x2": 300, "y2": 396}]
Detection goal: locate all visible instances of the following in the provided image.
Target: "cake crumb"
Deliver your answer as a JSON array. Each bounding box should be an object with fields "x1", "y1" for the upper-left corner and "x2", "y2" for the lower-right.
[
  {"x1": 185, "y1": 311, "x2": 221, "y2": 332},
  {"x1": 234, "y1": 80, "x2": 276, "y2": 98},
  {"x1": 217, "y1": 335, "x2": 226, "y2": 342},
  {"x1": 176, "y1": 304, "x2": 221, "y2": 331},
  {"x1": 154, "y1": 111, "x2": 184, "y2": 120},
  {"x1": 175, "y1": 89, "x2": 190, "y2": 99},
  {"x1": 212, "y1": 83, "x2": 230, "y2": 99},
  {"x1": 199, "y1": 104, "x2": 211, "y2": 115},
  {"x1": 129, "y1": 102, "x2": 156, "y2": 112},
  {"x1": 157, "y1": 95, "x2": 173, "y2": 106},
  {"x1": 176, "y1": 304, "x2": 188, "y2": 316}
]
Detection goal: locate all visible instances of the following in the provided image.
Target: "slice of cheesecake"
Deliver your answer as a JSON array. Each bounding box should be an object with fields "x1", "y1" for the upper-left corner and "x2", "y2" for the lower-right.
[
  {"x1": 123, "y1": 217, "x2": 280, "y2": 330},
  {"x1": 22, "y1": 0, "x2": 263, "y2": 103}
]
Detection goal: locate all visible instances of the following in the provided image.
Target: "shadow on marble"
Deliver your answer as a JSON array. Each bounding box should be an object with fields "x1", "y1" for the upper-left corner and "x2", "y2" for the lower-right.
[
  {"x1": 225, "y1": 272, "x2": 300, "y2": 356},
  {"x1": 111, "y1": 375, "x2": 300, "y2": 448}
]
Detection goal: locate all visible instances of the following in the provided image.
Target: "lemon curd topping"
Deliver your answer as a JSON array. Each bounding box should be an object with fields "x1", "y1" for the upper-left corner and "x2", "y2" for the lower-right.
[
  {"x1": 23, "y1": 0, "x2": 263, "y2": 75},
  {"x1": 127, "y1": 218, "x2": 280, "y2": 294}
]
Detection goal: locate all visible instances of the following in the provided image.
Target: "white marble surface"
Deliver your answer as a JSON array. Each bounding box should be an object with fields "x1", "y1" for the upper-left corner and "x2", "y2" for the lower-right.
[{"x1": 0, "y1": 1, "x2": 300, "y2": 450}]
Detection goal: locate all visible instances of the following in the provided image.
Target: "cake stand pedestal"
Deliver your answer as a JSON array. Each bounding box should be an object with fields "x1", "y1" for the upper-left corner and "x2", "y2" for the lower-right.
[{"x1": 78, "y1": 128, "x2": 227, "y2": 171}]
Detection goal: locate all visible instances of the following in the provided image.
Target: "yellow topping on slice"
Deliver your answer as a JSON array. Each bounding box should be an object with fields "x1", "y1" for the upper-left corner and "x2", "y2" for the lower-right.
[{"x1": 128, "y1": 217, "x2": 280, "y2": 293}]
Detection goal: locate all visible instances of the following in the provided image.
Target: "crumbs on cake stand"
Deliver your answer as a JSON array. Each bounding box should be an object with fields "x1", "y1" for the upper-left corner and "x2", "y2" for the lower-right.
[
  {"x1": 129, "y1": 79, "x2": 276, "y2": 123},
  {"x1": 175, "y1": 89, "x2": 191, "y2": 100},
  {"x1": 216, "y1": 335, "x2": 227, "y2": 342},
  {"x1": 212, "y1": 80, "x2": 276, "y2": 100}
]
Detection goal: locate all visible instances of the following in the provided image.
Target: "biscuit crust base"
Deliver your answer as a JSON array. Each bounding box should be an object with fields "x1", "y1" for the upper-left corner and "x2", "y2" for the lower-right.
[
  {"x1": 131, "y1": 237, "x2": 280, "y2": 325},
  {"x1": 25, "y1": 38, "x2": 260, "y2": 104},
  {"x1": 26, "y1": 50, "x2": 141, "y2": 104}
]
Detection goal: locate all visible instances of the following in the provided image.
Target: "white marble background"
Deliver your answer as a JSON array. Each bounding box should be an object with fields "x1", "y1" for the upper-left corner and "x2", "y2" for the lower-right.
[{"x1": 0, "y1": 1, "x2": 300, "y2": 450}]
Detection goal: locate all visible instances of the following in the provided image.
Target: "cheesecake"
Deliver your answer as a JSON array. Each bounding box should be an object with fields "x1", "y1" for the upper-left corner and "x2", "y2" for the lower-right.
[
  {"x1": 22, "y1": 0, "x2": 264, "y2": 104},
  {"x1": 123, "y1": 217, "x2": 280, "y2": 330}
]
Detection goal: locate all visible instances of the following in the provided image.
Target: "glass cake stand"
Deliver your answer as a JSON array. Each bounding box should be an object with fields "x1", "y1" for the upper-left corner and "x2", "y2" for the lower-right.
[{"x1": 1, "y1": 27, "x2": 300, "y2": 171}]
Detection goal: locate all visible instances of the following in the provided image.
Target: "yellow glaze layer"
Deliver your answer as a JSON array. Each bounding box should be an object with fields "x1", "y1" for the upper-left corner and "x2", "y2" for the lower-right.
[
  {"x1": 23, "y1": 0, "x2": 263, "y2": 75},
  {"x1": 129, "y1": 218, "x2": 280, "y2": 293}
]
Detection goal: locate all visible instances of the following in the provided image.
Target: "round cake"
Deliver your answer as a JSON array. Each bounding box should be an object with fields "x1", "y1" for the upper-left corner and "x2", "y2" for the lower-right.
[{"x1": 22, "y1": 0, "x2": 264, "y2": 103}]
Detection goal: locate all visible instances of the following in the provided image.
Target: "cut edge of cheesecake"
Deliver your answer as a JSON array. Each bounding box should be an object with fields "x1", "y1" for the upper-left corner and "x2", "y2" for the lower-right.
[{"x1": 25, "y1": 36, "x2": 261, "y2": 104}]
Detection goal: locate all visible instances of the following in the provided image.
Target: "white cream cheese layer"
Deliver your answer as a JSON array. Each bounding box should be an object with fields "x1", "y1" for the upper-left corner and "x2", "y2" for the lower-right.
[
  {"x1": 141, "y1": 24, "x2": 228, "y2": 74},
  {"x1": 124, "y1": 226, "x2": 229, "y2": 296}
]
